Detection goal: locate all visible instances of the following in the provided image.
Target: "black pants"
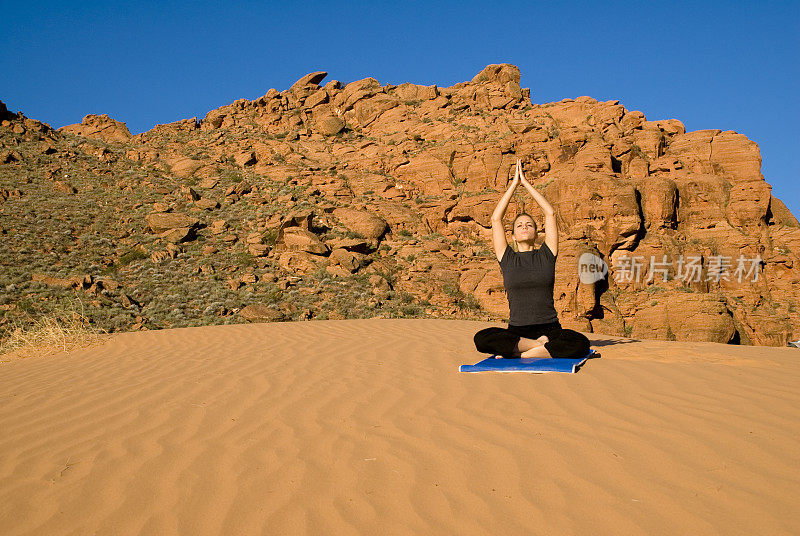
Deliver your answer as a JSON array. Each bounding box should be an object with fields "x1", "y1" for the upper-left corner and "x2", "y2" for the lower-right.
[{"x1": 474, "y1": 321, "x2": 591, "y2": 359}]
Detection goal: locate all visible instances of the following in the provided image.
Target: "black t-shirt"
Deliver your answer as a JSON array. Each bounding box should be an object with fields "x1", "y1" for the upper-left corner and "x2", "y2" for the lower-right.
[{"x1": 499, "y1": 242, "x2": 558, "y2": 326}]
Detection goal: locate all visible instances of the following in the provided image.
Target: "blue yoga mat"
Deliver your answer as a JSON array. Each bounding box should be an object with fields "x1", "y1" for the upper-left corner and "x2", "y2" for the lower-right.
[{"x1": 459, "y1": 349, "x2": 597, "y2": 373}]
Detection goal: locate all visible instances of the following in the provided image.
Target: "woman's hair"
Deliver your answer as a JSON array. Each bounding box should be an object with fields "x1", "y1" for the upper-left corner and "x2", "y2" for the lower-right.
[{"x1": 512, "y1": 212, "x2": 537, "y2": 232}]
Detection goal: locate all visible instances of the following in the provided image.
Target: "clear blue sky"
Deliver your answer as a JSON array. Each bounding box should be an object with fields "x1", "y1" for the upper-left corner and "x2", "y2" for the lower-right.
[{"x1": 2, "y1": 1, "x2": 798, "y2": 216}]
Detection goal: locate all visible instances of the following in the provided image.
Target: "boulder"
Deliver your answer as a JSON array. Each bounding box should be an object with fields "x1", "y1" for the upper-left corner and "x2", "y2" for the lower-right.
[
  {"x1": 278, "y1": 251, "x2": 323, "y2": 274},
  {"x1": 315, "y1": 115, "x2": 345, "y2": 136},
  {"x1": 354, "y1": 95, "x2": 400, "y2": 127},
  {"x1": 304, "y1": 89, "x2": 329, "y2": 108},
  {"x1": 394, "y1": 83, "x2": 438, "y2": 101},
  {"x1": 0, "y1": 99, "x2": 16, "y2": 121},
  {"x1": 238, "y1": 304, "x2": 285, "y2": 322},
  {"x1": 234, "y1": 150, "x2": 257, "y2": 167},
  {"x1": 393, "y1": 154, "x2": 454, "y2": 195},
  {"x1": 336, "y1": 77, "x2": 383, "y2": 111},
  {"x1": 282, "y1": 227, "x2": 329, "y2": 255},
  {"x1": 291, "y1": 71, "x2": 328, "y2": 90},
  {"x1": 471, "y1": 64, "x2": 521, "y2": 85},
  {"x1": 447, "y1": 193, "x2": 503, "y2": 229},
  {"x1": 58, "y1": 114, "x2": 133, "y2": 143},
  {"x1": 330, "y1": 248, "x2": 363, "y2": 272},
  {"x1": 333, "y1": 207, "x2": 388, "y2": 240},
  {"x1": 145, "y1": 212, "x2": 199, "y2": 234},
  {"x1": 163, "y1": 155, "x2": 204, "y2": 178},
  {"x1": 631, "y1": 294, "x2": 736, "y2": 343}
]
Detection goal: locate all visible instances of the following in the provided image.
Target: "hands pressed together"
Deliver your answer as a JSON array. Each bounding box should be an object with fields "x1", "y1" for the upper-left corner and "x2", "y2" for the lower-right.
[{"x1": 509, "y1": 158, "x2": 531, "y2": 187}]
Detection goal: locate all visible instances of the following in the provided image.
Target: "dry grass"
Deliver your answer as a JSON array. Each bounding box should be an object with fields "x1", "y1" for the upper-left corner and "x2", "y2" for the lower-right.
[{"x1": 0, "y1": 296, "x2": 112, "y2": 362}]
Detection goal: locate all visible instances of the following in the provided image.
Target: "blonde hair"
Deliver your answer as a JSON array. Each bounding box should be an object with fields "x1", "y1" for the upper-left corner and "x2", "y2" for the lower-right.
[{"x1": 513, "y1": 212, "x2": 537, "y2": 231}]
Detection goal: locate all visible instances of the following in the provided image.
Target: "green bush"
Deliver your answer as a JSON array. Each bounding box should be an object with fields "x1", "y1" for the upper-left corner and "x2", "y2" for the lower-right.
[{"x1": 118, "y1": 249, "x2": 148, "y2": 266}]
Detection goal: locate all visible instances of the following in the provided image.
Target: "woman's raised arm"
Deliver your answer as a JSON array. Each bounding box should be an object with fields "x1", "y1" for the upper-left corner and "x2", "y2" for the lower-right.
[
  {"x1": 518, "y1": 163, "x2": 558, "y2": 257},
  {"x1": 490, "y1": 164, "x2": 520, "y2": 262}
]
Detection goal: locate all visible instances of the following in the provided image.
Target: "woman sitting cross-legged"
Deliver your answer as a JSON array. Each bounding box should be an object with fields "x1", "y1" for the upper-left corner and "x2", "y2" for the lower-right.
[{"x1": 473, "y1": 159, "x2": 591, "y2": 359}]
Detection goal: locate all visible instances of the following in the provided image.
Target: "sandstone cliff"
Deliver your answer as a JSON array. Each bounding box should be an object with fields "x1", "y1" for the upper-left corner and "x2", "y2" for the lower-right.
[{"x1": 1, "y1": 64, "x2": 797, "y2": 345}]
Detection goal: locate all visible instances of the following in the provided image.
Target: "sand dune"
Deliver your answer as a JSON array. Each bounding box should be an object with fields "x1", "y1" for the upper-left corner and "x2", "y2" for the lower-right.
[{"x1": 0, "y1": 319, "x2": 798, "y2": 535}]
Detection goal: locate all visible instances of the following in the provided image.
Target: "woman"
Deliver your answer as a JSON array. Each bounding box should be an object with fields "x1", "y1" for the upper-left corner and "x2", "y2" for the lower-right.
[{"x1": 473, "y1": 159, "x2": 591, "y2": 359}]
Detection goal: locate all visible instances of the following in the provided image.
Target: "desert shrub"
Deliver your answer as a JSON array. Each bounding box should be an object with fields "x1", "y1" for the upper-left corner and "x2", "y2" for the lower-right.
[{"x1": 0, "y1": 296, "x2": 110, "y2": 360}]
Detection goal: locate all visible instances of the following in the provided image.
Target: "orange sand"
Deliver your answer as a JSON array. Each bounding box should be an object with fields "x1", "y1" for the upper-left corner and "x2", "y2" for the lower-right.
[{"x1": 0, "y1": 319, "x2": 798, "y2": 535}]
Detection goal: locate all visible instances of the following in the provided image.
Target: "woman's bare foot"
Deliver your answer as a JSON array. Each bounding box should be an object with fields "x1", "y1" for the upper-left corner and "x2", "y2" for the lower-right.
[
  {"x1": 519, "y1": 335, "x2": 551, "y2": 358},
  {"x1": 509, "y1": 335, "x2": 550, "y2": 357}
]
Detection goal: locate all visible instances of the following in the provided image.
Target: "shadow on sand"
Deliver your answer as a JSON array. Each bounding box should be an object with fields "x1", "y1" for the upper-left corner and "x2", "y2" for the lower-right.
[{"x1": 589, "y1": 337, "x2": 639, "y2": 347}]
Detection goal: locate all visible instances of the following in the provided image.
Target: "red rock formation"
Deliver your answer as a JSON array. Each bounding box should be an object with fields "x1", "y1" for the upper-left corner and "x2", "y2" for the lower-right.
[
  {"x1": 4, "y1": 63, "x2": 798, "y2": 345},
  {"x1": 58, "y1": 113, "x2": 133, "y2": 143}
]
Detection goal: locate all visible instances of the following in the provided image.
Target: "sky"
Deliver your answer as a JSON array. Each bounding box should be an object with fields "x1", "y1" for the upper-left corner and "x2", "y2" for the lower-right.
[{"x1": 2, "y1": 0, "x2": 798, "y2": 215}]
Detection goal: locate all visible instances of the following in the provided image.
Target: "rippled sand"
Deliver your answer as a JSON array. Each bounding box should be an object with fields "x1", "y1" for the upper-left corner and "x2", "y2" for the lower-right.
[{"x1": 1, "y1": 319, "x2": 798, "y2": 535}]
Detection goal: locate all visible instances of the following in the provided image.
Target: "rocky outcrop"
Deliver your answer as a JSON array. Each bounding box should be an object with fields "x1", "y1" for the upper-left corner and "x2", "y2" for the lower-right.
[
  {"x1": 332, "y1": 208, "x2": 388, "y2": 242},
  {"x1": 145, "y1": 212, "x2": 199, "y2": 243},
  {"x1": 3, "y1": 63, "x2": 798, "y2": 346},
  {"x1": 238, "y1": 304, "x2": 285, "y2": 322},
  {"x1": 0, "y1": 100, "x2": 17, "y2": 122},
  {"x1": 58, "y1": 114, "x2": 133, "y2": 143}
]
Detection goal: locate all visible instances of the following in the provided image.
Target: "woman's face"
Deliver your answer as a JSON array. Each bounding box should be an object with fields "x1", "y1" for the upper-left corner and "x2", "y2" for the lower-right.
[{"x1": 513, "y1": 215, "x2": 537, "y2": 243}]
